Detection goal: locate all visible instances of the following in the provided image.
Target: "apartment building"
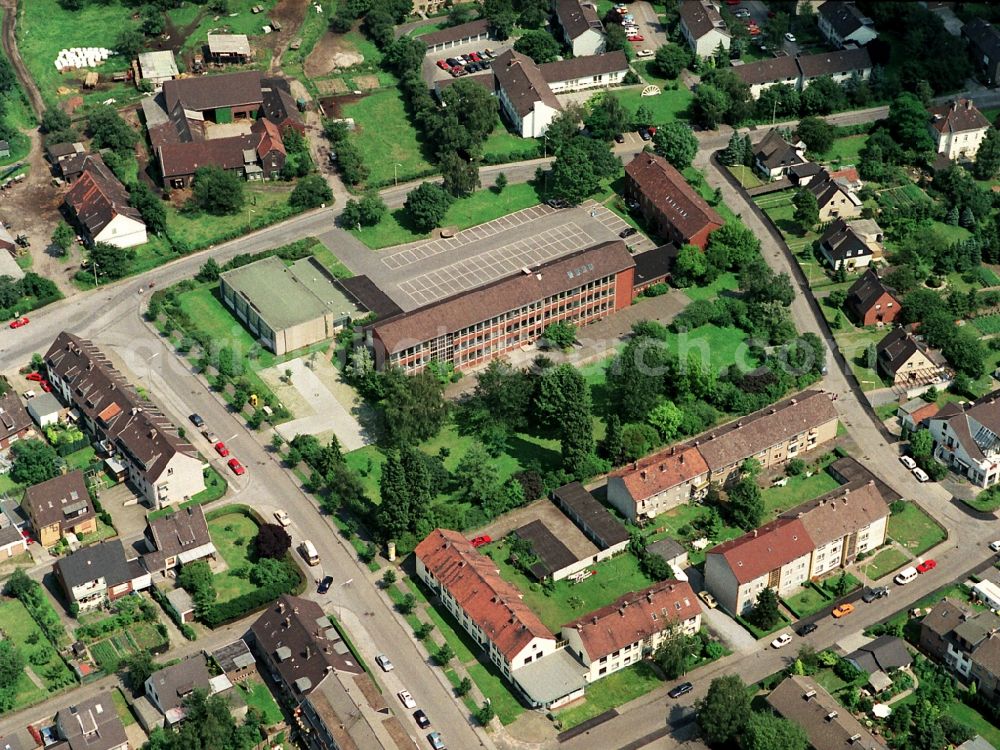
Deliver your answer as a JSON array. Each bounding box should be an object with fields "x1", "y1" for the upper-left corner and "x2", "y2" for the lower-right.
[
  {"x1": 678, "y1": 0, "x2": 731, "y2": 58},
  {"x1": 929, "y1": 99, "x2": 991, "y2": 162},
  {"x1": 920, "y1": 598, "x2": 1000, "y2": 687},
  {"x1": 606, "y1": 445, "x2": 710, "y2": 523},
  {"x1": 817, "y1": 1, "x2": 878, "y2": 49},
  {"x1": 21, "y1": 471, "x2": 96, "y2": 548}
]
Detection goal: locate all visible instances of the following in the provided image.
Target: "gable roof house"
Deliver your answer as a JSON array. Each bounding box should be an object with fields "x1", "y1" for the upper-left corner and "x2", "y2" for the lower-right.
[
  {"x1": 753, "y1": 129, "x2": 807, "y2": 180},
  {"x1": 964, "y1": 19, "x2": 1000, "y2": 87},
  {"x1": 971, "y1": 633, "x2": 1000, "y2": 700},
  {"x1": 141, "y1": 505, "x2": 216, "y2": 577},
  {"x1": 767, "y1": 676, "x2": 888, "y2": 750},
  {"x1": 144, "y1": 654, "x2": 241, "y2": 727},
  {"x1": 625, "y1": 152, "x2": 724, "y2": 249},
  {"x1": 54, "y1": 540, "x2": 151, "y2": 610},
  {"x1": 45, "y1": 332, "x2": 205, "y2": 509},
  {"x1": 875, "y1": 328, "x2": 947, "y2": 386},
  {"x1": 807, "y1": 170, "x2": 862, "y2": 222},
  {"x1": 0, "y1": 386, "x2": 34, "y2": 452},
  {"x1": 733, "y1": 48, "x2": 872, "y2": 99},
  {"x1": 606, "y1": 445, "x2": 710, "y2": 523},
  {"x1": 817, "y1": 2, "x2": 878, "y2": 49},
  {"x1": 928, "y1": 389, "x2": 1000, "y2": 489},
  {"x1": 555, "y1": 0, "x2": 605, "y2": 57},
  {"x1": 847, "y1": 635, "x2": 912, "y2": 690},
  {"x1": 920, "y1": 597, "x2": 1000, "y2": 681},
  {"x1": 817, "y1": 218, "x2": 883, "y2": 271},
  {"x1": 897, "y1": 398, "x2": 940, "y2": 434},
  {"x1": 704, "y1": 518, "x2": 815, "y2": 615},
  {"x1": 63, "y1": 155, "x2": 147, "y2": 249},
  {"x1": 678, "y1": 0, "x2": 731, "y2": 58},
  {"x1": 540, "y1": 51, "x2": 629, "y2": 94},
  {"x1": 845, "y1": 268, "x2": 900, "y2": 326},
  {"x1": 21, "y1": 471, "x2": 96, "y2": 548},
  {"x1": 52, "y1": 692, "x2": 129, "y2": 750},
  {"x1": 561, "y1": 580, "x2": 701, "y2": 682},
  {"x1": 734, "y1": 56, "x2": 802, "y2": 100},
  {"x1": 929, "y1": 99, "x2": 991, "y2": 163}
]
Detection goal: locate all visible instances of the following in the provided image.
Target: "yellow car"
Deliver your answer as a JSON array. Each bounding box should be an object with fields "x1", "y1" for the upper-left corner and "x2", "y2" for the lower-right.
[{"x1": 832, "y1": 603, "x2": 855, "y2": 618}]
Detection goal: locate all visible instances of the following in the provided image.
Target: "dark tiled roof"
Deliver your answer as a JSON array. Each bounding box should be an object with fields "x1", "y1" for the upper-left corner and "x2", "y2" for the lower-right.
[
  {"x1": 847, "y1": 635, "x2": 912, "y2": 674},
  {"x1": 964, "y1": 19, "x2": 1000, "y2": 65},
  {"x1": 679, "y1": 0, "x2": 729, "y2": 40},
  {"x1": 47, "y1": 142, "x2": 83, "y2": 161},
  {"x1": 828, "y1": 456, "x2": 901, "y2": 503},
  {"x1": 780, "y1": 480, "x2": 889, "y2": 548},
  {"x1": 734, "y1": 56, "x2": 801, "y2": 87},
  {"x1": 212, "y1": 639, "x2": 255, "y2": 674},
  {"x1": 632, "y1": 243, "x2": 680, "y2": 286},
  {"x1": 0, "y1": 388, "x2": 31, "y2": 444},
  {"x1": 21, "y1": 471, "x2": 95, "y2": 534},
  {"x1": 551, "y1": 481, "x2": 629, "y2": 547},
  {"x1": 754, "y1": 129, "x2": 805, "y2": 171},
  {"x1": 145, "y1": 505, "x2": 212, "y2": 558},
  {"x1": 56, "y1": 540, "x2": 135, "y2": 589},
  {"x1": 846, "y1": 268, "x2": 898, "y2": 316},
  {"x1": 819, "y1": 218, "x2": 872, "y2": 262},
  {"x1": 417, "y1": 19, "x2": 491, "y2": 46},
  {"x1": 493, "y1": 49, "x2": 562, "y2": 117},
  {"x1": 625, "y1": 152, "x2": 724, "y2": 242},
  {"x1": 971, "y1": 634, "x2": 1000, "y2": 679},
  {"x1": 797, "y1": 47, "x2": 872, "y2": 79},
  {"x1": 55, "y1": 691, "x2": 129, "y2": 750},
  {"x1": 147, "y1": 655, "x2": 211, "y2": 713},
  {"x1": 373, "y1": 241, "x2": 634, "y2": 355},
  {"x1": 514, "y1": 519, "x2": 578, "y2": 579},
  {"x1": 162, "y1": 70, "x2": 263, "y2": 114},
  {"x1": 58, "y1": 152, "x2": 90, "y2": 181},
  {"x1": 555, "y1": 0, "x2": 604, "y2": 41},
  {"x1": 336, "y1": 275, "x2": 402, "y2": 320},
  {"x1": 261, "y1": 77, "x2": 303, "y2": 129},
  {"x1": 539, "y1": 51, "x2": 628, "y2": 83},
  {"x1": 929, "y1": 99, "x2": 991, "y2": 135},
  {"x1": 64, "y1": 155, "x2": 144, "y2": 238},
  {"x1": 818, "y1": 1, "x2": 874, "y2": 41},
  {"x1": 767, "y1": 676, "x2": 888, "y2": 750},
  {"x1": 158, "y1": 133, "x2": 261, "y2": 179},
  {"x1": 876, "y1": 328, "x2": 923, "y2": 374}
]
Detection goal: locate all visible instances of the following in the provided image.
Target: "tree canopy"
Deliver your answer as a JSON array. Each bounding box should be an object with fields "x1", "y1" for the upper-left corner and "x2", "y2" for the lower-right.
[
  {"x1": 405, "y1": 182, "x2": 453, "y2": 232},
  {"x1": 653, "y1": 122, "x2": 698, "y2": 170},
  {"x1": 191, "y1": 166, "x2": 245, "y2": 215}
]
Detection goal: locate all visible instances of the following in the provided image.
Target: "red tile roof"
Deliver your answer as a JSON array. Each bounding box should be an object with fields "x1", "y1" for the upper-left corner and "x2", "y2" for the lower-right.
[
  {"x1": 929, "y1": 99, "x2": 990, "y2": 135},
  {"x1": 415, "y1": 529, "x2": 555, "y2": 662},
  {"x1": 64, "y1": 155, "x2": 144, "y2": 238},
  {"x1": 625, "y1": 152, "x2": 724, "y2": 243},
  {"x1": 252, "y1": 118, "x2": 285, "y2": 158},
  {"x1": 608, "y1": 445, "x2": 709, "y2": 503},
  {"x1": 707, "y1": 518, "x2": 814, "y2": 584},
  {"x1": 908, "y1": 402, "x2": 940, "y2": 425},
  {"x1": 562, "y1": 580, "x2": 701, "y2": 661}
]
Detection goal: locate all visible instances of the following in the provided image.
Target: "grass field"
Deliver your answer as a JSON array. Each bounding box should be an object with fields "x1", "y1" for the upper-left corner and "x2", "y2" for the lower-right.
[
  {"x1": 964, "y1": 485, "x2": 1000, "y2": 513},
  {"x1": 727, "y1": 165, "x2": 764, "y2": 189},
  {"x1": 646, "y1": 504, "x2": 744, "y2": 566},
  {"x1": 166, "y1": 183, "x2": 296, "y2": 250},
  {"x1": 661, "y1": 324, "x2": 752, "y2": 374},
  {"x1": 177, "y1": 283, "x2": 263, "y2": 359},
  {"x1": 0, "y1": 599, "x2": 74, "y2": 709},
  {"x1": 971, "y1": 314, "x2": 1000, "y2": 335},
  {"x1": 948, "y1": 700, "x2": 1000, "y2": 749},
  {"x1": 887, "y1": 502, "x2": 946, "y2": 556},
  {"x1": 172, "y1": 0, "x2": 279, "y2": 56},
  {"x1": 862, "y1": 547, "x2": 910, "y2": 580},
  {"x1": 761, "y1": 469, "x2": 840, "y2": 518},
  {"x1": 207, "y1": 513, "x2": 261, "y2": 603},
  {"x1": 555, "y1": 662, "x2": 663, "y2": 730},
  {"x1": 241, "y1": 679, "x2": 284, "y2": 726},
  {"x1": 466, "y1": 662, "x2": 525, "y2": 724},
  {"x1": 617, "y1": 83, "x2": 693, "y2": 126},
  {"x1": 484, "y1": 116, "x2": 542, "y2": 161},
  {"x1": 818, "y1": 135, "x2": 867, "y2": 167},
  {"x1": 111, "y1": 688, "x2": 136, "y2": 726},
  {"x1": 783, "y1": 585, "x2": 831, "y2": 618},
  {"x1": 684, "y1": 272, "x2": 738, "y2": 302}
]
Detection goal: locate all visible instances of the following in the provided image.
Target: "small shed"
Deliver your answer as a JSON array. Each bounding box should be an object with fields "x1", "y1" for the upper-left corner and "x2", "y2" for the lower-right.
[
  {"x1": 26, "y1": 391, "x2": 62, "y2": 428},
  {"x1": 647, "y1": 538, "x2": 689, "y2": 575},
  {"x1": 83, "y1": 71, "x2": 99, "y2": 89},
  {"x1": 0, "y1": 140, "x2": 9, "y2": 158},
  {"x1": 207, "y1": 33, "x2": 252, "y2": 64},
  {"x1": 137, "y1": 50, "x2": 179, "y2": 87},
  {"x1": 166, "y1": 587, "x2": 195, "y2": 623}
]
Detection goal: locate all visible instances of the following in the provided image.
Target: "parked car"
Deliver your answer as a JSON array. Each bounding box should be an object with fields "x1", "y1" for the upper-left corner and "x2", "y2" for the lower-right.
[
  {"x1": 8, "y1": 317, "x2": 29, "y2": 329},
  {"x1": 446, "y1": 57, "x2": 460, "y2": 67},
  {"x1": 615, "y1": 132, "x2": 625, "y2": 143},
  {"x1": 912, "y1": 467, "x2": 929, "y2": 482},
  {"x1": 273, "y1": 510, "x2": 291, "y2": 527},
  {"x1": 797, "y1": 622, "x2": 818, "y2": 636},
  {"x1": 317, "y1": 575, "x2": 334, "y2": 594},
  {"x1": 40, "y1": 380, "x2": 51, "y2": 392},
  {"x1": 899, "y1": 455, "x2": 917, "y2": 469},
  {"x1": 214, "y1": 441, "x2": 229, "y2": 457},
  {"x1": 461, "y1": 53, "x2": 472, "y2": 62},
  {"x1": 770, "y1": 633, "x2": 793, "y2": 649},
  {"x1": 25, "y1": 372, "x2": 44, "y2": 382},
  {"x1": 470, "y1": 52, "x2": 481, "y2": 62},
  {"x1": 831, "y1": 603, "x2": 854, "y2": 618},
  {"x1": 189, "y1": 413, "x2": 205, "y2": 427},
  {"x1": 619, "y1": 227, "x2": 637, "y2": 238},
  {"x1": 668, "y1": 682, "x2": 694, "y2": 699},
  {"x1": 627, "y1": 34, "x2": 644, "y2": 42},
  {"x1": 436, "y1": 59, "x2": 449, "y2": 70},
  {"x1": 734, "y1": 8, "x2": 750, "y2": 17},
  {"x1": 638, "y1": 127, "x2": 651, "y2": 141},
  {"x1": 414, "y1": 709, "x2": 430, "y2": 729},
  {"x1": 698, "y1": 591, "x2": 718, "y2": 609},
  {"x1": 227, "y1": 458, "x2": 245, "y2": 476},
  {"x1": 916, "y1": 559, "x2": 937, "y2": 573},
  {"x1": 990, "y1": 540, "x2": 1000, "y2": 552},
  {"x1": 376, "y1": 654, "x2": 394, "y2": 672},
  {"x1": 398, "y1": 690, "x2": 416, "y2": 709},
  {"x1": 546, "y1": 198, "x2": 570, "y2": 208},
  {"x1": 636, "y1": 49, "x2": 653, "y2": 57},
  {"x1": 894, "y1": 566, "x2": 919, "y2": 585},
  {"x1": 428, "y1": 732, "x2": 446, "y2": 750},
  {"x1": 862, "y1": 586, "x2": 889, "y2": 603},
  {"x1": 470, "y1": 535, "x2": 492, "y2": 547},
  {"x1": 784, "y1": 32, "x2": 796, "y2": 42},
  {"x1": 482, "y1": 48, "x2": 495, "y2": 57}
]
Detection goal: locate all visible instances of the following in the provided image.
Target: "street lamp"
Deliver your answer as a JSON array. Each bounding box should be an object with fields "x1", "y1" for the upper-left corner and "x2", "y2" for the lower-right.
[
  {"x1": 542, "y1": 134, "x2": 549, "y2": 159},
  {"x1": 92, "y1": 260, "x2": 99, "y2": 288},
  {"x1": 394, "y1": 163, "x2": 402, "y2": 186}
]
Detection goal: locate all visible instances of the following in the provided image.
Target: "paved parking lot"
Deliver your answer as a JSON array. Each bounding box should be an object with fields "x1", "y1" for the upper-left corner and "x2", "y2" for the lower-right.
[{"x1": 420, "y1": 40, "x2": 512, "y2": 86}]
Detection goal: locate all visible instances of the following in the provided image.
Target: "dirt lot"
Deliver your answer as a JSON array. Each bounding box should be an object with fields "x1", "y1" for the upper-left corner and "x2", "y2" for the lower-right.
[
  {"x1": 318, "y1": 92, "x2": 364, "y2": 118},
  {"x1": 305, "y1": 24, "x2": 365, "y2": 78}
]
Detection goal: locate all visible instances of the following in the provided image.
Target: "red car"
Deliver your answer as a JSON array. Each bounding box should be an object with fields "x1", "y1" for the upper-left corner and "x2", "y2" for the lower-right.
[
  {"x1": 20, "y1": 530, "x2": 34, "y2": 545},
  {"x1": 214, "y1": 441, "x2": 229, "y2": 457},
  {"x1": 470, "y1": 535, "x2": 492, "y2": 548},
  {"x1": 436, "y1": 59, "x2": 449, "y2": 70},
  {"x1": 26, "y1": 372, "x2": 44, "y2": 382},
  {"x1": 40, "y1": 380, "x2": 52, "y2": 393},
  {"x1": 227, "y1": 458, "x2": 245, "y2": 476},
  {"x1": 469, "y1": 52, "x2": 481, "y2": 62},
  {"x1": 916, "y1": 559, "x2": 937, "y2": 573},
  {"x1": 9, "y1": 317, "x2": 29, "y2": 329},
  {"x1": 627, "y1": 34, "x2": 644, "y2": 41}
]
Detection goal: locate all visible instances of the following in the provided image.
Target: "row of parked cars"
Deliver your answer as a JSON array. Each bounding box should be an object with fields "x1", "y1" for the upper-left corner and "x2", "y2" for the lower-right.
[
  {"x1": 612, "y1": 3, "x2": 644, "y2": 41},
  {"x1": 436, "y1": 49, "x2": 496, "y2": 77}
]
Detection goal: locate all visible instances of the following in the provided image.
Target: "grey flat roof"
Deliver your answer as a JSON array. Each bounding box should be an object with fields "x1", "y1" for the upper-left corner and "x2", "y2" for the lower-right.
[
  {"x1": 208, "y1": 33, "x2": 251, "y2": 55},
  {"x1": 138, "y1": 50, "x2": 179, "y2": 79},
  {"x1": 220, "y1": 255, "x2": 359, "y2": 331},
  {"x1": 514, "y1": 648, "x2": 587, "y2": 705}
]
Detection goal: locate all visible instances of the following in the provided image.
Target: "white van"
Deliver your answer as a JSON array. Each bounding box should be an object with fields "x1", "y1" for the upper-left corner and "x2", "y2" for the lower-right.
[
  {"x1": 300, "y1": 540, "x2": 320, "y2": 566},
  {"x1": 894, "y1": 566, "x2": 918, "y2": 585}
]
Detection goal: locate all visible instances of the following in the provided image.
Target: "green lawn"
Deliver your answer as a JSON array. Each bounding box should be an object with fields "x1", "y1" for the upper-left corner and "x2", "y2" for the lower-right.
[
  {"x1": 173, "y1": 0, "x2": 279, "y2": 56},
  {"x1": 0, "y1": 474, "x2": 22, "y2": 497},
  {"x1": 646, "y1": 504, "x2": 744, "y2": 566},
  {"x1": 948, "y1": 700, "x2": 1000, "y2": 749},
  {"x1": 887, "y1": 502, "x2": 946, "y2": 556},
  {"x1": 761, "y1": 469, "x2": 840, "y2": 518},
  {"x1": 111, "y1": 688, "x2": 136, "y2": 727},
  {"x1": 684, "y1": 272, "x2": 738, "y2": 302},
  {"x1": 483, "y1": 117, "x2": 542, "y2": 161},
  {"x1": 466, "y1": 662, "x2": 525, "y2": 724},
  {"x1": 783, "y1": 585, "x2": 831, "y2": 618},
  {"x1": 818, "y1": 135, "x2": 868, "y2": 168},
  {"x1": 65, "y1": 446, "x2": 97, "y2": 472},
  {"x1": 166, "y1": 183, "x2": 296, "y2": 251},
  {"x1": 351, "y1": 182, "x2": 546, "y2": 249},
  {"x1": 555, "y1": 663, "x2": 663, "y2": 729},
  {"x1": 963, "y1": 486, "x2": 1000, "y2": 513},
  {"x1": 0, "y1": 599, "x2": 75, "y2": 708},
  {"x1": 206, "y1": 513, "x2": 261, "y2": 603},
  {"x1": 341, "y1": 88, "x2": 434, "y2": 188},
  {"x1": 241, "y1": 679, "x2": 284, "y2": 726},
  {"x1": 727, "y1": 165, "x2": 764, "y2": 189},
  {"x1": 660, "y1": 324, "x2": 752, "y2": 374},
  {"x1": 927, "y1": 221, "x2": 973, "y2": 245},
  {"x1": 861, "y1": 547, "x2": 911, "y2": 580}
]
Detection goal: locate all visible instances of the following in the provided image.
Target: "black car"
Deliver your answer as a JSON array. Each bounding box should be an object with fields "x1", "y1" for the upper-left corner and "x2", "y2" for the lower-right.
[
  {"x1": 317, "y1": 575, "x2": 334, "y2": 594},
  {"x1": 614, "y1": 133, "x2": 625, "y2": 143},
  {"x1": 461, "y1": 53, "x2": 472, "y2": 62},
  {"x1": 668, "y1": 682, "x2": 694, "y2": 699},
  {"x1": 414, "y1": 709, "x2": 431, "y2": 729},
  {"x1": 189, "y1": 413, "x2": 205, "y2": 427},
  {"x1": 546, "y1": 198, "x2": 570, "y2": 209},
  {"x1": 446, "y1": 57, "x2": 460, "y2": 67},
  {"x1": 797, "y1": 622, "x2": 818, "y2": 636},
  {"x1": 619, "y1": 227, "x2": 637, "y2": 238},
  {"x1": 862, "y1": 586, "x2": 889, "y2": 603},
  {"x1": 468, "y1": 62, "x2": 481, "y2": 72},
  {"x1": 638, "y1": 127, "x2": 652, "y2": 141}
]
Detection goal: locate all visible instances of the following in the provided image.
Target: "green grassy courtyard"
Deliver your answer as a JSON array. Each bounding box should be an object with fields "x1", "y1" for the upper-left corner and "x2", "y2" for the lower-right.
[
  {"x1": 206, "y1": 513, "x2": 262, "y2": 603},
  {"x1": 0, "y1": 599, "x2": 75, "y2": 710},
  {"x1": 887, "y1": 502, "x2": 946, "y2": 557},
  {"x1": 165, "y1": 183, "x2": 297, "y2": 251},
  {"x1": 861, "y1": 547, "x2": 911, "y2": 580},
  {"x1": 554, "y1": 662, "x2": 663, "y2": 730},
  {"x1": 760, "y1": 466, "x2": 840, "y2": 517}
]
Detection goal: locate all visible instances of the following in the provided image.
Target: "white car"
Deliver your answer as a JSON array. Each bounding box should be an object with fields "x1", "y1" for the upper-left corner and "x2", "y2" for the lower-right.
[
  {"x1": 734, "y1": 8, "x2": 750, "y2": 17},
  {"x1": 771, "y1": 633, "x2": 793, "y2": 649},
  {"x1": 398, "y1": 690, "x2": 416, "y2": 709},
  {"x1": 989, "y1": 540, "x2": 1000, "y2": 552},
  {"x1": 636, "y1": 49, "x2": 654, "y2": 58},
  {"x1": 273, "y1": 510, "x2": 291, "y2": 527},
  {"x1": 912, "y1": 467, "x2": 929, "y2": 482},
  {"x1": 376, "y1": 654, "x2": 394, "y2": 672},
  {"x1": 784, "y1": 32, "x2": 796, "y2": 42},
  {"x1": 899, "y1": 455, "x2": 916, "y2": 470}
]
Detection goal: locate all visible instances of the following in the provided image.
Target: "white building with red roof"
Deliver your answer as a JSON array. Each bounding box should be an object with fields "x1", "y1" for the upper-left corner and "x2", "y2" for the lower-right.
[
  {"x1": 606, "y1": 445, "x2": 710, "y2": 523},
  {"x1": 929, "y1": 99, "x2": 991, "y2": 162},
  {"x1": 561, "y1": 580, "x2": 701, "y2": 682}
]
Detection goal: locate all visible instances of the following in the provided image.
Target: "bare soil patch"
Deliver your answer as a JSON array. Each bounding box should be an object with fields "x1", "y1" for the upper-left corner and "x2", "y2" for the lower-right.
[
  {"x1": 315, "y1": 78, "x2": 348, "y2": 95},
  {"x1": 318, "y1": 92, "x2": 364, "y2": 118},
  {"x1": 352, "y1": 74, "x2": 379, "y2": 90},
  {"x1": 257, "y1": 0, "x2": 310, "y2": 68},
  {"x1": 305, "y1": 26, "x2": 364, "y2": 78}
]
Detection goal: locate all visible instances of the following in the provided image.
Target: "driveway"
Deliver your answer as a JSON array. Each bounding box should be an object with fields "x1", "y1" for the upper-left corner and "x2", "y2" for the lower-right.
[{"x1": 685, "y1": 567, "x2": 758, "y2": 654}]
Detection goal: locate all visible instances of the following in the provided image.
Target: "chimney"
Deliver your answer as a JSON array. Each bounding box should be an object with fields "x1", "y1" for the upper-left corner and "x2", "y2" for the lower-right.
[
  {"x1": 592, "y1": 615, "x2": 598, "y2": 625},
  {"x1": 952, "y1": 100, "x2": 959, "y2": 111},
  {"x1": 283, "y1": 617, "x2": 291, "y2": 628},
  {"x1": 646, "y1": 591, "x2": 654, "y2": 603},
  {"x1": 278, "y1": 602, "x2": 285, "y2": 613},
  {"x1": 679, "y1": 454, "x2": 685, "y2": 464},
  {"x1": 619, "y1": 607, "x2": 626, "y2": 617},
  {"x1": 640, "y1": 470, "x2": 647, "y2": 481},
  {"x1": 966, "y1": 99, "x2": 974, "y2": 110},
  {"x1": 804, "y1": 689, "x2": 817, "y2": 700},
  {"x1": 304, "y1": 646, "x2": 311, "y2": 659},
  {"x1": 659, "y1": 464, "x2": 665, "y2": 472}
]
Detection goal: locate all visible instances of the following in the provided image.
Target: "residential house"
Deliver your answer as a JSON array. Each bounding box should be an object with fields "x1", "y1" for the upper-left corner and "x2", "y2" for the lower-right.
[
  {"x1": 249, "y1": 595, "x2": 411, "y2": 750},
  {"x1": 140, "y1": 505, "x2": 216, "y2": 577},
  {"x1": 45, "y1": 332, "x2": 206, "y2": 508},
  {"x1": 808, "y1": 172, "x2": 862, "y2": 222},
  {"x1": 971, "y1": 634, "x2": 1000, "y2": 700},
  {"x1": 51, "y1": 692, "x2": 129, "y2": 750},
  {"x1": 211, "y1": 639, "x2": 256, "y2": 683},
  {"x1": 766, "y1": 676, "x2": 888, "y2": 750},
  {"x1": 63, "y1": 155, "x2": 147, "y2": 249},
  {"x1": 817, "y1": 218, "x2": 882, "y2": 271},
  {"x1": 561, "y1": 580, "x2": 701, "y2": 682},
  {"x1": 540, "y1": 52, "x2": 629, "y2": 94},
  {"x1": 0, "y1": 387, "x2": 33, "y2": 452},
  {"x1": 817, "y1": 1, "x2": 878, "y2": 48},
  {"x1": 54, "y1": 540, "x2": 151, "y2": 610},
  {"x1": 418, "y1": 19, "x2": 492, "y2": 54},
  {"x1": 704, "y1": 518, "x2": 815, "y2": 615},
  {"x1": 158, "y1": 117, "x2": 287, "y2": 188},
  {"x1": 555, "y1": 0, "x2": 605, "y2": 56},
  {"x1": 0, "y1": 504, "x2": 26, "y2": 560},
  {"x1": 753, "y1": 129, "x2": 807, "y2": 180},
  {"x1": 137, "y1": 50, "x2": 179, "y2": 88},
  {"x1": 694, "y1": 389, "x2": 839, "y2": 486},
  {"x1": 876, "y1": 328, "x2": 946, "y2": 386},
  {"x1": 928, "y1": 390, "x2": 1000, "y2": 488},
  {"x1": 206, "y1": 34, "x2": 252, "y2": 64},
  {"x1": 145, "y1": 654, "x2": 242, "y2": 726},
  {"x1": 625, "y1": 152, "x2": 724, "y2": 249},
  {"x1": 897, "y1": 398, "x2": 940, "y2": 433},
  {"x1": 735, "y1": 56, "x2": 802, "y2": 100},
  {"x1": 20, "y1": 471, "x2": 97, "y2": 548},
  {"x1": 929, "y1": 99, "x2": 991, "y2": 162},
  {"x1": 780, "y1": 480, "x2": 889, "y2": 579},
  {"x1": 846, "y1": 635, "x2": 912, "y2": 692},
  {"x1": 845, "y1": 268, "x2": 901, "y2": 326},
  {"x1": 46, "y1": 141, "x2": 85, "y2": 168},
  {"x1": 551, "y1": 482, "x2": 630, "y2": 555},
  {"x1": 646, "y1": 538, "x2": 689, "y2": 575},
  {"x1": 678, "y1": 0, "x2": 731, "y2": 58},
  {"x1": 415, "y1": 529, "x2": 558, "y2": 679},
  {"x1": 734, "y1": 48, "x2": 873, "y2": 99},
  {"x1": 606, "y1": 445, "x2": 710, "y2": 523},
  {"x1": 964, "y1": 19, "x2": 1000, "y2": 86},
  {"x1": 920, "y1": 598, "x2": 1000, "y2": 680}
]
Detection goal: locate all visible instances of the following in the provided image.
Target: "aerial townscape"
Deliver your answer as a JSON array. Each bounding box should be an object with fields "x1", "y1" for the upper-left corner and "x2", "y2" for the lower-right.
[{"x1": 2, "y1": 1, "x2": 1000, "y2": 750}]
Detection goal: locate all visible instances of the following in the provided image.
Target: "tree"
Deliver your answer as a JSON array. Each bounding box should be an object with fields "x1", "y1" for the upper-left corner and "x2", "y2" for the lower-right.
[
  {"x1": 290, "y1": 175, "x2": 333, "y2": 210},
  {"x1": 544, "y1": 104, "x2": 585, "y2": 154},
  {"x1": 604, "y1": 22, "x2": 627, "y2": 52},
  {"x1": 653, "y1": 43, "x2": 690, "y2": 79},
  {"x1": 691, "y1": 84, "x2": 730, "y2": 130},
  {"x1": 696, "y1": 674, "x2": 750, "y2": 747},
  {"x1": 535, "y1": 364, "x2": 596, "y2": 478},
  {"x1": 584, "y1": 94, "x2": 629, "y2": 141},
  {"x1": 122, "y1": 651, "x2": 156, "y2": 693},
  {"x1": 453, "y1": 443, "x2": 503, "y2": 507},
  {"x1": 647, "y1": 400, "x2": 683, "y2": 441},
  {"x1": 447, "y1": 2, "x2": 475, "y2": 26},
  {"x1": 483, "y1": 0, "x2": 516, "y2": 39},
  {"x1": 434, "y1": 643, "x2": 454, "y2": 666},
  {"x1": 494, "y1": 172, "x2": 507, "y2": 193},
  {"x1": 727, "y1": 476, "x2": 763, "y2": 530},
  {"x1": 542, "y1": 321, "x2": 576, "y2": 349},
  {"x1": 405, "y1": 182, "x2": 453, "y2": 232},
  {"x1": 475, "y1": 701, "x2": 495, "y2": 725},
  {"x1": 255, "y1": 523, "x2": 291, "y2": 560},
  {"x1": 653, "y1": 122, "x2": 698, "y2": 169},
  {"x1": 440, "y1": 78, "x2": 498, "y2": 146},
  {"x1": 672, "y1": 244, "x2": 708, "y2": 286},
  {"x1": 792, "y1": 188, "x2": 819, "y2": 232},
  {"x1": 602, "y1": 413, "x2": 626, "y2": 465},
  {"x1": 795, "y1": 116, "x2": 835, "y2": 155},
  {"x1": 140, "y1": 4, "x2": 166, "y2": 36},
  {"x1": 115, "y1": 27, "x2": 145, "y2": 58},
  {"x1": 654, "y1": 631, "x2": 690, "y2": 679},
  {"x1": 513, "y1": 29, "x2": 560, "y2": 63},
  {"x1": 375, "y1": 451, "x2": 412, "y2": 541},
  {"x1": 51, "y1": 222, "x2": 74, "y2": 255},
  {"x1": 749, "y1": 587, "x2": 780, "y2": 630},
  {"x1": 0, "y1": 641, "x2": 24, "y2": 697},
  {"x1": 550, "y1": 136, "x2": 620, "y2": 204},
  {"x1": 379, "y1": 368, "x2": 449, "y2": 446},
  {"x1": 888, "y1": 92, "x2": 936, "y2": 163},
  {"x1": 440, "y1": 152, "x2": 480, "y2": 198},
  {"x1": 974, "y1": 127, "x2": 1000, "y2": 180},
  {"x1": 89, "y1": 242, "x2": 134, "y2": 281},
  {"x1": 191, "y1": 166, "x2": 245, "y2": 215},
  {"x1": 87, "y1": 105, "x2": 139, "y2": 157},
  {"x1": 130, "y1": 181, "x2": 167, "y2": 235},
  {"x1": 744, "y1": 711, "x2": 809, "y2": 750},
  {"x1": 40, "y1": 106, "x2": 71, "y2": 135},
  {"x1": 10, "y1": 440, "x2": 59, "y2": 485}
]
